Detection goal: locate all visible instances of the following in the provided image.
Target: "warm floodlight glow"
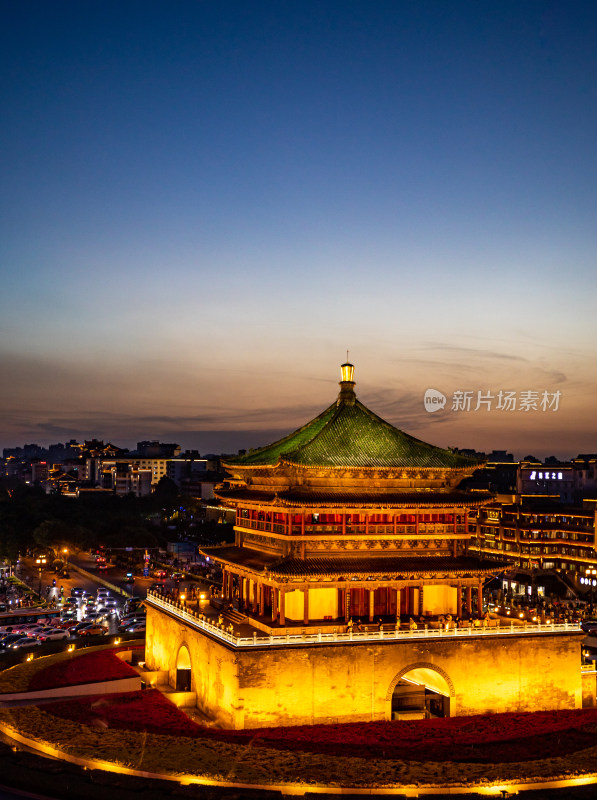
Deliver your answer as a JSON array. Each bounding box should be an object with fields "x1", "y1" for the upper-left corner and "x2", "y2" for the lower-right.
[{"x1": 340, "y1": 362, "x2": 354, "y2": 382}]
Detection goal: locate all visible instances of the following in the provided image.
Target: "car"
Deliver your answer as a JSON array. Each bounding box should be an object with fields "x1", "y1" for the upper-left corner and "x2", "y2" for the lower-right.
[
  {"x1": 171, "y1": 572, "x2": 185, "y2": 581},
  {"x1": 125, "y1": 621, "x2": 146, "y2": 633},
  {"x1": 8, "y1": 636, "x2": 41, "y2": 649},
  {"x1": 155, "y1": 569, "x2": 168, "y2": 579},
  {"x1": 125, "y1": 572, "x2": 135, "y2": 583},
  {"x1": 118, "y1": 616, "x2": 145, "y2": 631},
  {"x1": 12, "y1": 623, "x2": 40, "y2": 635},
  {"x1": 77, "y1": 624, "x2": 106, "y2": 637},
  {"x1": 71, "y1": 587, "x2": 85, "y2": 597},
  {"x1": 97, "y1": 606, "x2": 118, "y2": 617},
  {"x1": 63, "y1": 597, "x2": 78, "y2": 606},
  {"x1": 581, "y1": 619, "x2": 597, "y2": 632},
  {"x1": 37, "y1": 629, "x2": 69, "y2": 642},
  {"x1": 149, "y1": 583, "x2": 164, "y2": 592},
  {"x1": 25, "y1": 626, "x2": 54, "y2": 638},
  {"x1": 121, "y1": 610, "x2": 146, "y2": 621},
  {"x1": 124, "y1": 601, "x2": 144, "y2": 616},
  {"x1": 97, "y1": 588, "x2": 110, "y2": 598},
  {"x1": 0, "y1": 634, "x2": 24, "y2": 649},
  {"x1": 103, "y1": 597, "x2": 119, "y2": 607},
  {"x1": 57, "y1": 620, "x2": 79, "y2": 630}
]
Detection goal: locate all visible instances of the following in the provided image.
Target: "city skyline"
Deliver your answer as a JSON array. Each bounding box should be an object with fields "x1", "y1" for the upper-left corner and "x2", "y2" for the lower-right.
[{"x1": 2, "y1": 2, "x2": 597, "y2": 459}]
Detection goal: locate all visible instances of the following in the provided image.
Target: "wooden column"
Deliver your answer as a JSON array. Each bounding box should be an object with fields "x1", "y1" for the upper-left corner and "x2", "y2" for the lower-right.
[
  {"x1": 342, "y1": 511, "x2": 346, "y2": 536},
  {"x1": 343, "y1": 588, "x2": 349, "y2": 621},
  {"x1": 272, "y1": 587, "x2": 278, "y2": 622},
  {"x1": 477, "y1": 581, "x2": 484, "y2": 615},
  {"x1": 369, "y1": 589, "x2": 374, "y2": 622},
  {"x1": 259, "y1": 582, "x2": 265, "y2": 616},
  {"x1": 457, "y1": 582, "x2": 462, "y2": 618},
  {"x1": 280, "y1": 589, "x2": 286, "y2": 626},
  {"x1": 301, "y1": 512, "x2": 305, "y2": 536},
  {"x1": 252, "y1": 580, "x2": 258, "y2": 614},
  {"x1": 466, "y1": 586, "x2": 472, "y2": 615},
  {"x1": 415, "y1": 512, "x2": 419, "y2": 535},
  {"x1": 419, "y1": 583, "x2": 424, "y2": 616},
  {"x1": 395, "y1": 586, "x2": 401, "y2": 621},
  {"x1": 303, "y1": 587, "x2": 309, "y2": 624}
]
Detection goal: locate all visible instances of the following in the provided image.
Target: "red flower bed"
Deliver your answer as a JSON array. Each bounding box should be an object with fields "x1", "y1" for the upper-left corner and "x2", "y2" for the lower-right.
[
  {"x1": 44, "y1": 689, "x2": 203, "y2": 737},
  {"x1": 32, "y1": 650, "x2": 597, "y2": 764},
  {"x1": 39, "y1": 674, "x2": 597, "y2": 764},
  {"x1": 209, "y1": 709, "x2": 597, "y2": 763},
  {"x1": 28, "y1": 648, "x2": 141, "y2": 691}
]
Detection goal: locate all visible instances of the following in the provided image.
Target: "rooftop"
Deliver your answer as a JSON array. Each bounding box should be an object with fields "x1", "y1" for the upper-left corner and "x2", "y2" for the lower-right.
[{"x1": 225, "y1": 364, "x2": 479, "y2": 472}]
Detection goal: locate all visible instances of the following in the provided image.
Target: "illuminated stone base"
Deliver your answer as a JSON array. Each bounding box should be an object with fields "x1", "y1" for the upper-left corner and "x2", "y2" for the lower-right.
[{"x1": 145, "y1": 605, "x2": 583, "y2": 729}]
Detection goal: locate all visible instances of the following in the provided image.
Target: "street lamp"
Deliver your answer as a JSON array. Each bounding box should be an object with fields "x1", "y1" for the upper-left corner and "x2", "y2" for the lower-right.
[
  {"x1": 35, "y1": 556, "x2": 46, "y2": 599},
  {"x1": 63, "y1": 548, "x2": 69, "y2": 569}
]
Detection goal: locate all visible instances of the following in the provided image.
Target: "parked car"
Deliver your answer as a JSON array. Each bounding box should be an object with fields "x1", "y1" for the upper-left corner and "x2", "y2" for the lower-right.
[
  {"x1": 8, "y1": 637, "x2": 41, "y2": 649},
  {"x1": 77, "y1": 625, "x2": 106, "y2": 637},
  {"x1": 125, "y1": 621, "x2": 146, "y2": 633},
  {"x1": 118, "y1": 616, "x2": 145, "y2": 632},
  {"x1": 37, "y1": 629, "x2": 69, "y2": 642},
  {"x1": 0, "y1": 634, "x2": 25, "y2": 649},
  {"x1": 25, "y1": 626, "x2": 54, "y2": 638},
  {"x1": 57, "y1": 620, "x2": 80, "y2": 631}
]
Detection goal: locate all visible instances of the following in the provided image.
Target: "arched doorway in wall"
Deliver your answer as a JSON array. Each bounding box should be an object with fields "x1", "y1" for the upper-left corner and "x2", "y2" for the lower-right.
[
  {"x1": 175, "y1": 645, "x2": 192, "y2": 691},
  {"x1": 387, "y1": 663, "x2": 454, "y2": 720}
]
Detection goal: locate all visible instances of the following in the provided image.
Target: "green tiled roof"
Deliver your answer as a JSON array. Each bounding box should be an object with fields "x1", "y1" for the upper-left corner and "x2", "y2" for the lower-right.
[{"x1": 225, "y1": 398, "x2": 477, "y2": 470}]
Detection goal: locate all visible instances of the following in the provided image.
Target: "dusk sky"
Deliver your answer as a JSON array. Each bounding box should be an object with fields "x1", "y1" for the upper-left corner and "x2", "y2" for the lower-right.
[{"x1": 2, "y1": 1, "x2": 597, "y2": 459}]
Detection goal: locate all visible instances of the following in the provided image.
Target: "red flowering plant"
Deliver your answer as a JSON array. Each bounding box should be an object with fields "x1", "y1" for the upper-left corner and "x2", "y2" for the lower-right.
[
  {"x1": 34, "y1": 650, "x2": 597, "y2": 764},
  {"x1": 211, "y1": 709, "x2": 597, "y2": 763},
  {"x1": 44, "y1": 689, "x2": 203, "y2": 737},
  {"x1": 28, "y1": 647, "x2": 141, "y2": 691}
]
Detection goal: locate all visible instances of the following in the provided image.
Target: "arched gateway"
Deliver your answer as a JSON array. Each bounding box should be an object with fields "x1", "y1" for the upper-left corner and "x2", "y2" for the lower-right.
[
  {"x1": 175, "y1": 644, "x2": 192, "y2": 692},
  {"x1": 387, "y1": 662, "x2": 454, "y2": 720}
]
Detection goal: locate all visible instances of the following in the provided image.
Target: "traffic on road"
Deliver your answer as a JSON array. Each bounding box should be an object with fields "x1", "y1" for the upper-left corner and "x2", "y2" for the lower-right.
[{"x1": 0, "y1": 549, "x2": 217, "y2": 654}]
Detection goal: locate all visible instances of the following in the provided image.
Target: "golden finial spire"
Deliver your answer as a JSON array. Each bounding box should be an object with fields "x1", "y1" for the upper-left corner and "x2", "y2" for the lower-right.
[{"x1": 338, "y1": 357, "x2": 356, "y2": 405}]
